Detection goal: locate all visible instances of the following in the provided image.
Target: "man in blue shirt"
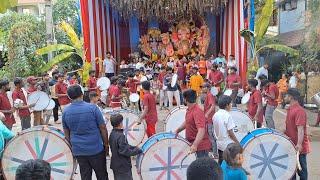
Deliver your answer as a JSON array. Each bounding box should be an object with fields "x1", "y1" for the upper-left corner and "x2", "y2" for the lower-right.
[
  {"x1": 213, "y1": 52, "x2": 227, "y2": 65},
  {"x1": 62, "y1": 85, "x2": 109, "y2": 180}
]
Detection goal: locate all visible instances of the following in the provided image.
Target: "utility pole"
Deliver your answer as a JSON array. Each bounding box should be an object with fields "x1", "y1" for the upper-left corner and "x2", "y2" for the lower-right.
[{"x1": 45, "y1": 0, "x2": 56, "y2": 61}]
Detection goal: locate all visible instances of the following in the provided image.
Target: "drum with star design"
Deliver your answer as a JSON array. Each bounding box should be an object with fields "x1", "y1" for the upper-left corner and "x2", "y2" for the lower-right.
[
  {"x1": 1, "y1": 126, "x2": 76, "y2": 180},
  {"x1": 137, "y1": 132, "x2": 196, "y2": 180},
  {"x1": 240, "y1": 128, "x2": 297, "y2": 180}
]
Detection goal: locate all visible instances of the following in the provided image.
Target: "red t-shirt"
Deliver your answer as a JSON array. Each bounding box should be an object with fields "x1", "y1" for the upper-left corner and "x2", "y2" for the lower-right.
[
  {"x1": 12, "y1": 88, "x2": 31, "y2": 117},
  {"x1": 55, "y1": 82, "x2": 70, "y2": 105},
  {"x1": 108, "y1": 84, "x2": 121, "y2": 108},
  {"x1": 0, "y1": 92, "x2": 15, "y2": 126},
  {"x1": 208, "y1": 71, "x2": 224, "y2": 86},
  {"x1": 265, "y1": 83, "x2": 279, "y2": 106},
  {"x1": 87, "y1": 77, "x2": 97, "y2": 92},
  {"x1": 247, "y1": 89, "x2": 263, "y2": 123},
  {"x1": 185, "y1": 104, "x2": 212, "y2": 151},
  {"x1": 126, "y1": 79, "x2": 139, "y2": 93},
  {"x1": 27, "y1": 85, "x2": 37, "y2": 94},
  {"x1": 226, "y1": 74, "x2": 241, "y2": 90},
  {"x1": 204, "y1": 92, "x2": 216, "y2": 124},
  {"x1": 285, "y1": 103, "x2": 310, "y2": 154},
  {"x1": 143, "y1": 92, "x2": 158, "y2": 125}
]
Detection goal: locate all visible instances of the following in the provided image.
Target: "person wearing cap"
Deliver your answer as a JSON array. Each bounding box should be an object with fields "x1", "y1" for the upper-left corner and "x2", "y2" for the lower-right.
[
  {"x1": 261, "y1": 79, "x2": 279, "y2": 129},
  {"x1": 62, "y1": 85, "x2": 109, "y2": 180},
  {"x1": 208, "y1": 64, "x2": 224, "y2": 94},
  {"x1": 284, "y1": 88, "x2": 310, "y2": 180},
  {"x1": 27, "y1": 76, "x2": 45, "y2": 126},
  {"x1": 0, "y1": 79, "x2": 15, "y2": 129},
  {"x1": 12, "y1": 78, "x2": 35, "y2": 130},
  {"x1": 189, "y1": 66, "x2": 204, "y2": 97},
  {"x1": 225, "y1": 67, "x2": 241, "y2": 107},
  {"x1": 55, "y1": 74, "x2": 70, "y2": 113}
]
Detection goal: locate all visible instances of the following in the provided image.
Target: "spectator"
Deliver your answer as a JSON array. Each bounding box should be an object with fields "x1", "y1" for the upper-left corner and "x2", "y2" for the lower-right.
[{"x1": 187, "y1": 157, "x2": 223, "y2": 180}]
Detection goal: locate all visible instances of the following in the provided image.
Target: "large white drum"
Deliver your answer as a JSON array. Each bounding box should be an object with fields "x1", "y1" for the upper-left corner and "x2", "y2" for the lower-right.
[
  {"x1": 137, "y1": 132, "x2": 196, "y2": 180},
  {"x1": 97, "y1": 77, "x2": 111, "y2": 91},
  {"x1": 2, "y1": 126, "x2": 76, "y2": 180},
  {"x1": 240, "y1": 128, "x2": 297, "y2": 180},
  {"x1": 105, "y1": 109, "x2": 145, "y2": 146},
  {"x1": 28, "y1": 91, "x2": 51, "y2": 111},
  {"x1": 230, "y1": 108, "x2": 255, "y2": 142},
  {"x1": 165, "y1": 106, "x2": 187, "y2": 138}
]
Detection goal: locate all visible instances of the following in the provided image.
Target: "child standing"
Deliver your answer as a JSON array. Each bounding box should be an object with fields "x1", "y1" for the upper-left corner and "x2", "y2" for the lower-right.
[
  {"x1": 221, "y1": 143, "x2": 248, "y2": 180},
  {"x1": 109, "y1": 114, "x2": 142, "y2": 180}
]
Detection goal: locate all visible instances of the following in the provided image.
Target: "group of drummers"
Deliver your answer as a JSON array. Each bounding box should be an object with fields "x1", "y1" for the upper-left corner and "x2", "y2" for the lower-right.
[{"x1": 0, "y1": 51, "x2": 311, "y2": 180}]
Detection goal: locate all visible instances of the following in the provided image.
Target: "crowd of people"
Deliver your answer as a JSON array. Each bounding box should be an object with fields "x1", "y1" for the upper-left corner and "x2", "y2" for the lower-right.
[{"x1": 0, "y1": 50, "x2": 312, "y2": 180}]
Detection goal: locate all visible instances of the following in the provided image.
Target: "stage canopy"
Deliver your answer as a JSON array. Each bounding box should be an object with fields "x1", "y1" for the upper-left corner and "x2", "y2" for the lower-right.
[{"x1": 79, "y1": 0, "x2": 254, "y2": 83}]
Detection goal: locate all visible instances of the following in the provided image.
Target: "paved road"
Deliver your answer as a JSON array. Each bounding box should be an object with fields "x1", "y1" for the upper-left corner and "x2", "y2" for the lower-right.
[{"x1": 10, "y1": 105, "x2": 320, "y2": 180}]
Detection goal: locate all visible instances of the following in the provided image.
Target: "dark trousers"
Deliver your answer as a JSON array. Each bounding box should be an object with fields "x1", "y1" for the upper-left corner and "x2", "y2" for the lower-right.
[
  {"x1": 75, "y1": 151, "x2": 108, "y2": 180},
  {"x1": 292, "y1": 154, "x2": 308, "y2": 180},
  {"x1": 196, "y1": 150, "x2": 209, "y2": 158},
  {"x1": 218, "y1": 150, "x2": 224, "y2": 165},
  {"x1": 113, "y1": 170, "x2": 133, "y2": 180},
  {"x1": 105, "y1": 73, "x2": 115, "y2": 79},
  {"x1": 52, "y1": 98, "x2": 60, "y2": 122},
  {"x1": 231, "y1": 90, "x2": 238, "y2": 107}
]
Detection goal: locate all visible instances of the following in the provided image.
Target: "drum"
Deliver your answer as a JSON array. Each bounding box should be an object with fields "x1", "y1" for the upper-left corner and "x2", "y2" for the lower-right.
[
  {"x1": 210, "y1": 87, "x2": 219, "y2": 96},
  {"x1": 45, "y1": 99, "x2": 56, "y2": 110},
  {"x1": 165, "y1": 106, "x2": 187, "y2": 138},
  {"x1": 241, "y1": 92, "x2": 251, "y2": 104},
  {"x1": 224, "y1": 89, "x2": 233, "y2": 96},
  {"x1": 129, "y1": 93, "x2": 140, "y2": 103},
  {"x1": 171, "y1": 74, "x2": 178, "y2": 87},
  {"x1": 28, "y1": 91, "x2": 51, "y2": 111},
  {"x1": 106, "y1": 110, "x2": 145, "y2": 146},
  {"x1": 137, "y1": 132, "x2": 196, "y2": 180},
  {"x1": 240, "y1": 128, "x2": 297, "y2": 180},
  {"x1": 2, "y1": 126, "x2": 76, "y2": 180},
  {"x1": 97, "y1": 77, "x2": 111, "y2": 91},
  {"x1": 230, "y1": 108, "x2": 255, "y2": 141}
]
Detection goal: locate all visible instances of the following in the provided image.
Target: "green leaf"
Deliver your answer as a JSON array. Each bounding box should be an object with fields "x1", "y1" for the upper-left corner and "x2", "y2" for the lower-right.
[
  {"x1": 0, "y1": 0, "x2": 17, "y2": 13},
  {"x1": 36, "y1": 44, "x2": 75, "y2": 55},
  {"x1": 41, "y1": 52, "x2": 74, "y2": 72},
  {"x1": 59, "y1": 21, "x2": 82, "y2": 50},
  {"x1": 257, "y1": 44, "x2": 299, "y2": 57},
  {"x1": 255, "y1": 0, "x2": 274, "y2": 45}
]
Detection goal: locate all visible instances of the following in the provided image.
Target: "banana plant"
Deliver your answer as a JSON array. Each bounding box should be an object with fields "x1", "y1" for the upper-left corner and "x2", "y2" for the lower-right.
[
  {"x1": 0, "y1": 0, "x2": 17, "y2": 13},
  {"x1": 241, "y1": 0, "x2": 299, "y2": 67}
]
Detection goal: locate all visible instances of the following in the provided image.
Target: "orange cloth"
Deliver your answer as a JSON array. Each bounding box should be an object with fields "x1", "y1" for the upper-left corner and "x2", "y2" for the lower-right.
[
  {"x1": 277, "y1": 78, "x2": 288, "y2": 103},
  {"x1": 189, "y1": 74, "x2": 204, "y2": 95},
  {"x1": 198, "y1": 60, "x2": 207, "y2": 75}
]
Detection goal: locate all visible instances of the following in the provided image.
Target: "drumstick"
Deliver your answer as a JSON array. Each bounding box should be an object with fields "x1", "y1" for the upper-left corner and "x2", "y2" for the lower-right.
[
  {"x1": 296, "y1": 151, "x2": 302, "y2": 171},
  {"x1": 180, "y1": 154, "x2": 189, "y2": 169}
]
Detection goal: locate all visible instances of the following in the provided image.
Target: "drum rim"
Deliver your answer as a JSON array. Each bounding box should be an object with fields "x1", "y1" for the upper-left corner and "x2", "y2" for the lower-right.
[
  {"x1": 1, "y1": 127, "x2": 76, "y2": 179},
  {"x1": 241, "y1": 93, "x2": 251, "y2": 104},
  {"x1": 230, "y1": 108, "x2": 255, "y2": 127},
  {"x1": 137, "y1": 135, "x2": 192, "y2": 178},
  {"x1": 45, "y1": 99, "x2": 56, "y2": 110},
  {"x1": 129, "y1": 93, "x2": 140, "y2": 102},
  {"x1": 97, "y1": 77, "x2": 111, "y2": 90},
  {"x1": 240, "y1": 128, "x2": 297, "y2": 179},
  {"x1": 28, "y1": 91, "x2": 51, "y2": 111},
  {"x1": 164, "y1": 106, "x2": 187, "y2": 124}
]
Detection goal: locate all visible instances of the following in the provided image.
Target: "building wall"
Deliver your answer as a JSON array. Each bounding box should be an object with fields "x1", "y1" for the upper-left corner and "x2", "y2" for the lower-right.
[
  {"x1": 279, "y1": 0, "x2": 306, "y2": 34},
  {"x1": 16, "y1": 4, "x2": 45, "y2": 17}
]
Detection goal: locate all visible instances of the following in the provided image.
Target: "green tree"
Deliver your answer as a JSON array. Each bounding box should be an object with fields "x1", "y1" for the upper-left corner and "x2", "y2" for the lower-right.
[{"x1": 0, "y1": 0, "x2": 17, "y2": 13}]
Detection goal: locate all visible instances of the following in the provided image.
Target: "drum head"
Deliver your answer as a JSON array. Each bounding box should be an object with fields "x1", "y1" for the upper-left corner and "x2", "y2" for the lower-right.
[
  {"x1": 28, "y1": 91, "x2": 50, "y2": 111},
  {"x1": 6, "y1": 91, "x2": 13, "y2": 107},
  {"x1": 224, "y1": 89, "x2": 233, "y2": 96},
  {"x1": 45, "y1": 99, "x2": 56, "y2": 110},
  {"x1": 139, "y1": 136, "x2": 196, "y2": 180},
  {"x1": 241, "y1": 92, "x2": 251, "y2": 104},
  {"x1": 210, "y1": 87, "x2": 218, "y2": 96},
  {"x1": 230, "y1": 108, "x2": 254, "y2": 141},
  {"x1": 129, "y1": 93, "x2": 140, "y2": 103},
  {"x1": 241, "y1": 129, "x2": 297, "y2": 180},
  {"x1": 140, "y1": 76, "x2": 148, "y2": 82},
  {"x1": 97, "y1": 77, "x2": 111, "y2": 91},
  {"x1": 165, "y1": 106, "x2": 187, "y2": 138},
  {"x1": 171, "y1": 74, "x2": 178, "y2": 87},
  {"x1": 2, "y1": 127, "x2": 75, "y2": 180}
]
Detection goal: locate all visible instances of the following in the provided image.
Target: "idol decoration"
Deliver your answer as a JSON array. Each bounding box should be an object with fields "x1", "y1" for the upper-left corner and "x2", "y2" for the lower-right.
[{"x1": 139, "y1": 19, "x2": 210, "y2": 61}]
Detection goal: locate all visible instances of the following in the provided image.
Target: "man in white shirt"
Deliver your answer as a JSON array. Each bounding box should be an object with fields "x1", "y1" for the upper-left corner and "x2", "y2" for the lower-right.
[
  {"x1": 103, "y1": 52, "x2": 116, "y2": 78},
  {"x1": 212, "y1": 95, "x2": 239, "y2": 164},
  {"x1": 255, "y1": 62, "x2": 269, "y2": 80}
]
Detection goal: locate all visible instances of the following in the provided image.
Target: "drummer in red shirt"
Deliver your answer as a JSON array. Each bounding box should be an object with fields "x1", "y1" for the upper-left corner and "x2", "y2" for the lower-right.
[
  {"x1": 86, "y1": 70, "x2": 99, "y2": 92},
  {"x1": 0, "y1": 79, "x2": 15, "y2": 129},
  {"x1": 137, "y1": 81, "x2": 158, "y2": 137},
  {"x1": 261, "y1": 79, "x2": 279, "y2": 129},
  {"x1": 284, "y1": 88, "x2": 310, "y2": 180},
  {"x1": 208, "y1": 64, "x2": 224, "y2": 93},
  {"x1": 27, "y1": 76, "x2": 45, "y2": 126},
  {"x1": 247, "y1": 79, "x2": 263, "y2": 128},
  {"x1": 12, "y1": 78, "x2": 34, "y2": 130},
  {"x1": 108, "y1": 77, "x2": 122, "y2": 108},
  {"x1": 125, "y1": 73, "x2": 139, "y2": 94},
  {"x1": 202, "y1": 83, "x2": 217, "y2": 157},
  {"x1": 55, "y1": 74, "x2": 70, "y2": 112},
  {"x1": 225, "y1": 67, "x2": 241, "y2": 107},
  {"x1": 175, "y1": 89, "x2": 212, "y2": 158}
]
